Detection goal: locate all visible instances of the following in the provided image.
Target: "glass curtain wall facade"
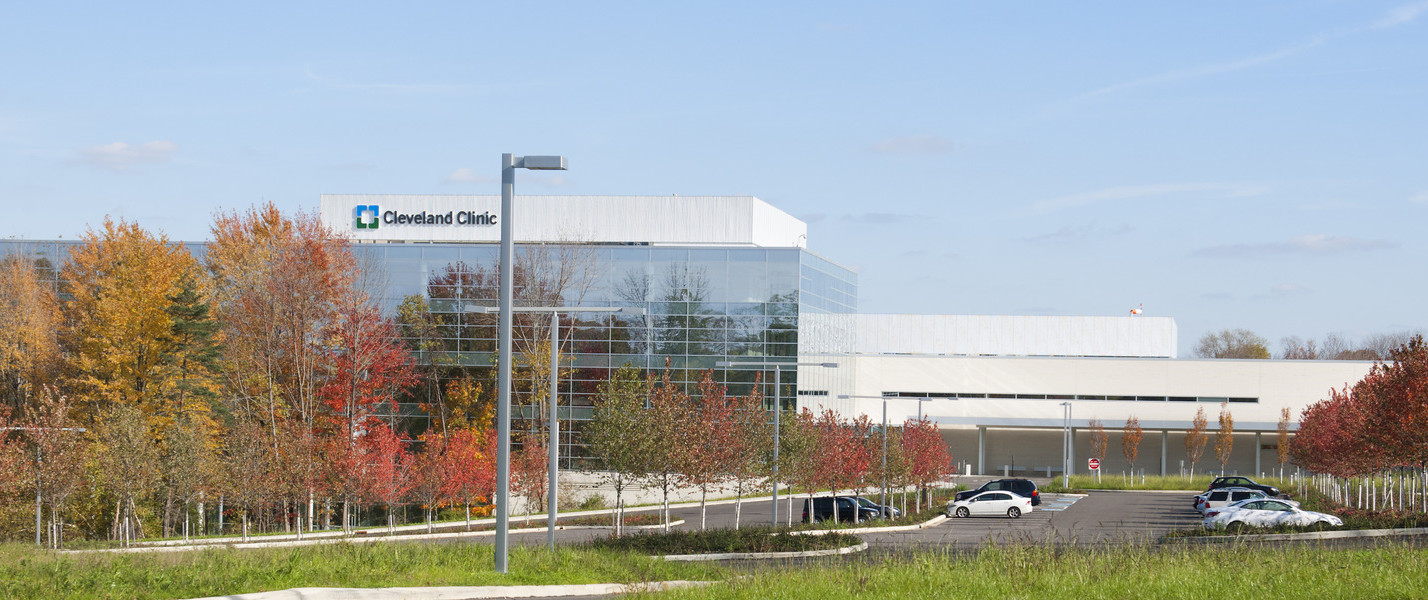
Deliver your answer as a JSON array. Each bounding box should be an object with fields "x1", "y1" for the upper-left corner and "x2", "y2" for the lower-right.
[{"x1": 3, "y1": 240, "x2": 858, "y2": 464}]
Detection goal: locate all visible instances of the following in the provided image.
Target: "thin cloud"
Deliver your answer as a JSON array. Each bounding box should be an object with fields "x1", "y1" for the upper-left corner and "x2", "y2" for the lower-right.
[
  {"x1": 1270, "y1": 283, "x2": 1313, "y2": 297},
  {"x1": 1200, "y1": 292, "x2": 1234, "y2": 301},
  {"x1": 1410, "y1": 191, "x2": 1428, "y2": 205},
  {"x1": 1025, "y1": 223, "x2": 1133, "y2": 243},
  {"x1": 72, "y1": 141, "x2": 177, "y2": 171},
  {"x1": 842, "y1": 212, "x2": 924, "y2": 224},
  {"x1": 1031, "y1": 182, "x2": 1268, "y2": 214},
  {"x1": 867, "y1": 135, "x2": 955, "y2": 155},
  {"x1": 799, "y1": 213, "x2": 827, "y2": 224},
  {"x1": 1195, "y1": 234, "x2": 1397, "y2": 258},
  {"x1": 1080, "y1": 1, "x2": 1428, "y2": 99},
  {"x1": 443, "y1": 168, "x2": 493, "y2": 184}
]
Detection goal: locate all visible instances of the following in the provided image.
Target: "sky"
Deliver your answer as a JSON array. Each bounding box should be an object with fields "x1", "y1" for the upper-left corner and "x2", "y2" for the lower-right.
[{"x1": 2, "y1": 2, "x2": 1425, "y2": 356}]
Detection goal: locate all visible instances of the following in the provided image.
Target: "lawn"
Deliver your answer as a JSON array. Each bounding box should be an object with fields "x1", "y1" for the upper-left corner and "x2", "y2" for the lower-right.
[
  {"x1": 627, "y1": 543, "x2": 1428, "y2": 599},
  {"x1": 0, "y1": 541, "x2": 725, "y2": 600}
]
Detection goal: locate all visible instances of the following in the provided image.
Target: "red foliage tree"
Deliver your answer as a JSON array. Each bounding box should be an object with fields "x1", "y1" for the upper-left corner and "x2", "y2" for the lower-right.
[
  {"x1": 441, "y1": 427, "x2": 496, "y2": 530},
  {"x1": 680, "y1": 370, "x2": 736, "y2": 529},
  {"x1": 319, "y1": 305, "x2": 419, "y2": 440},
  {"x1": 361, "y1": 423, "x2": 412, "y2": 533},
  {"x1": 409, "y1": 434, "x2": 448, "y2": 533},
  {"x1": 512, "y1": 436, "x2": 548, "y2": 525},
  {"x1": 902, "y1": 416, "x2": 952, "y2": 513}
]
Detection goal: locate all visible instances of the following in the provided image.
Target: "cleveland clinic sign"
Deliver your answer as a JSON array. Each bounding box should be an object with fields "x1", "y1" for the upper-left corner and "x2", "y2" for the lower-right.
[{"x1": 354, "y1": 205, "x2": 497, "y2": 229}]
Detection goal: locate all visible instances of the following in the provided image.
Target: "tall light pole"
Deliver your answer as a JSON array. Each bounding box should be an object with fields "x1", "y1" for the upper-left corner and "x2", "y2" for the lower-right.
[
  {"x1": 716, "y1": 360, "x2": 836, "y2": 526},
  {"x1": 1061, "y1": 402, "x2": 1072, "y2": 488},
  {"x1": 469, "y1": 304, "x2": 643, "y2": 550},
  {"x1": 495, "y1": 153, "x2": 566, "y2": 574}
]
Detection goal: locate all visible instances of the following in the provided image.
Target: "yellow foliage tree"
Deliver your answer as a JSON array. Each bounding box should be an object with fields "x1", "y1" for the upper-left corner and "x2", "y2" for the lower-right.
[
  {"x1": 62, "y1": 218, "x2": 198, "y2": 429},
  {"x1": 0, "y1": 255, "x2": 62, "y2": 411}
]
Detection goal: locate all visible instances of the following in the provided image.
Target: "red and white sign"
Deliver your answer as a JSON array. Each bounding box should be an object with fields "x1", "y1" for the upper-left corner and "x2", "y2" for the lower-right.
[{"x1": 1088, "y1": 458, "x2": 1101, "y2": 470}]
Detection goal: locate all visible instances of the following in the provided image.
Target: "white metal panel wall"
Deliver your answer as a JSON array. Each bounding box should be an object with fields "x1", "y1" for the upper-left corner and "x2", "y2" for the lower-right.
[
  {"x1": 853, "y1": 314, "x2": 1178, "y2": 358},
  {"x1": 320, "y1": 194, "x2": 807, "y2": 248},
  {"x1": 843, "y1": 355, "x2": 1374, "y2": 430}
]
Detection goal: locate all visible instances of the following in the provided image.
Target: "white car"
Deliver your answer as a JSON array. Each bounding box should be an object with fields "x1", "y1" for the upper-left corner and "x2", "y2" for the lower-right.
[
  {"x1": 1193, "y1": 487, "x2": 1286, "y2": 514},
  {"x1": 1203, "y1": 498, "x2": 1342, "y2": 530},
  {"x1": 946, "y1": 490, "x2": 1033, "y2": 519}
]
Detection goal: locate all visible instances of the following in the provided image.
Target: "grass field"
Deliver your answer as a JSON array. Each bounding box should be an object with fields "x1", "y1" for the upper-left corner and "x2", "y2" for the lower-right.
[
  {"x1": 0, "y1": 542, "x2": 725, "y2": 600},
  {"x1": 628, "y1": 543, "x2": 1428, "y2": 599}
]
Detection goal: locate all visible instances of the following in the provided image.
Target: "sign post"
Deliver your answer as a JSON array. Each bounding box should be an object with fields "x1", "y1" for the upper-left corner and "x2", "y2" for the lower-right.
[{"x1": 1088, "y1": 458, "x2": 1101, "y2": 483}]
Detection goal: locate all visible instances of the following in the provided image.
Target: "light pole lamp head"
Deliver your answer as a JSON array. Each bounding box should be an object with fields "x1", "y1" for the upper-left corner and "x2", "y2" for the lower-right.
[{"x1": 517, "y1": 156, "x2": 567, "y2": 170}]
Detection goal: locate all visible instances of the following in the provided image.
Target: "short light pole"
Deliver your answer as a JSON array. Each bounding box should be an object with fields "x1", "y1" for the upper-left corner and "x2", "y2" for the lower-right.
[
  {"x1": 470, "y1": 304, "x2": 643, "y2": 550},
  {"x1": 838, "y1": 395, "x2": 943, "y2": 515},
  {"x1": 1061, "y1": 402, "x2": 1072, "y2": 488},
  {"x1": 716, "y1": 360, "x2": 837, "y2": 526},
  {"x1": 495, "y1": 153, "x2": 567, "y2": 574}
]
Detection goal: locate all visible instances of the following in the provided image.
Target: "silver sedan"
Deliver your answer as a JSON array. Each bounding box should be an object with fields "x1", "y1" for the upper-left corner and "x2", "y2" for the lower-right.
[{"x1": 1203, "y1": 498, "x2": 1342, "y2": 530}]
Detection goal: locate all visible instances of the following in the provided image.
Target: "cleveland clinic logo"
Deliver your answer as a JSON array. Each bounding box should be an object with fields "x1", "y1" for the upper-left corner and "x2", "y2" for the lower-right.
[{"x1": 355, "y1": 205, "x2": 380, "y2": 229}]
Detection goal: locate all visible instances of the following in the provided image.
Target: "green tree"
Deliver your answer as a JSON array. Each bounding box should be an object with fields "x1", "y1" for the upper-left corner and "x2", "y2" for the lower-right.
[
  {"x1": 585, "y1": 365, "x2": 650, "y2": 535},
  {"x1": 1194, "y1": 329, "x2": 1270, "y2": 359},
  {"x1": 164, "y1": 271, "x2": 223, "y2": 430}
]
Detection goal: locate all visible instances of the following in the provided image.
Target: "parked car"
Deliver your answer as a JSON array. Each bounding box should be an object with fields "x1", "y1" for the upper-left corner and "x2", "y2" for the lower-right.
[
  {"x1": 947, "y1": 490, "x2": 1034, "y2": 519},
  {"x1": 1207, "y1": 476, "x2": 1282, "y2": 497},
  {"x1": 801, "y1": 496, "x2": 884, "y2": 523},
  {"x1": 1193, "y1": 487, "x2": 1273, "y2": 514},
  {"x1": 1203, "y1": 498, "x2": 1341, "y2": 530},
  {"x1": 955, "y1": 478, "x2": 1041, "y2": 506},
  {"x1": 854, "y1": 496, "x2": 901, "y2": 518}
]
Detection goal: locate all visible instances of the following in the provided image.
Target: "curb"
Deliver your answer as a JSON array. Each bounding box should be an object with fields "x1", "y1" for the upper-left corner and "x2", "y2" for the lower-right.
[
  {"x1": 661, "y1": 541, "x2": 869, "y2": 562},
  {"x1": 1170, "y1": 526, "x2": 1428, "y2": 544},
  {"x1": 791, "y1": 514, "x2": 948, "y2": 535},
  {"x1": 63, "y1": 521, "x2": 689, "y2": 555},
  {"x1": 183, "y1": 580, "x2": 716, "y2": 600}
]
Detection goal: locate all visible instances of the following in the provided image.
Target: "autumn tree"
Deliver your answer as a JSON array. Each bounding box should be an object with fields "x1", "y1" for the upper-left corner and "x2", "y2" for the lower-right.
[
  {"x1": 584, "y1": 365, "x2": 649, "y2": 535},
  {"x1": 1185, "y1": 407, "x2": 1208, "y2": 478},
  {"x1": 1194, "y1": 329, "x2": 1270, "y2": 359},
  {"x1": 0, "y1": 255, "x2": 61, "y2": 413},
  {"x1": 159, "y1": 417, "x2": 219, "y2": 539},
  {"x1": 319, "y1": 304, "x2": 419, "y2": 441},
  {"x1": 512, "y1": 435, "x2": 548, "y2": 525},
  {"x1": 409, "y1": 433, "x2": 448, "y2": 533},
  {"x1": 443, "y1": 376, "x2": 493, "y2": 433},
  {"x1": 903, "y1": 417, "x2": 952, "y2": 514},
  {"x1": 1088, "y1": 418, "x2": 1108, "y2": 482},
  {"x1": 641, "y1": 366, "x2": 687, "y2": 530},
  {"x1": 1121, "y1": 416, "x2": 1143, "y2": 476},
  {"x1": 441, "y1": 427, "x2": 496, "y2": 530},
  {"x1": 726, "y1": 375, "x2": 770, "y2": 529},
  {"x1": 206, "y1": 202, "x2": 356, "y2": 433},
  {"x1": 221, "y1": 419, "x2": 277, "y2": 540},
  {"x1": 94, "y1": 405, "x2": 161, "y2": 545},
  {"x1": 62, "y1": 218, "x2": 198, "y2": 428},
  {"x1": 362, "y1": 423, "x2": 413, "y2": 533},
  {"x1": 23, "y1": 389, "x2": 87, "y2": 548},
  {"x1": 1215, "y1": 402, "x2": 1235, "y2": 475},
  {"x1": 680, "y1": 370, "x2": 735, "y2": 529}
]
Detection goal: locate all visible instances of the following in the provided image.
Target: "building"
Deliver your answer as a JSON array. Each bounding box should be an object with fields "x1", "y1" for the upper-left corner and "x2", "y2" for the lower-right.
[{"x1": 1, "y1": 194, "x2": 1374, "y2": 477}]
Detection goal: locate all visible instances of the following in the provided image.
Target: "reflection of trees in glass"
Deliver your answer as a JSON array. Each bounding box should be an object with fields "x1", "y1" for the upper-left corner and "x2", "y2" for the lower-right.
[
  {"x1": 411, "y1": 245, "x2": 604, "y2": 443},
  {"x1": 657, "y1": 264, "x2": 724, "y2": 358}
]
